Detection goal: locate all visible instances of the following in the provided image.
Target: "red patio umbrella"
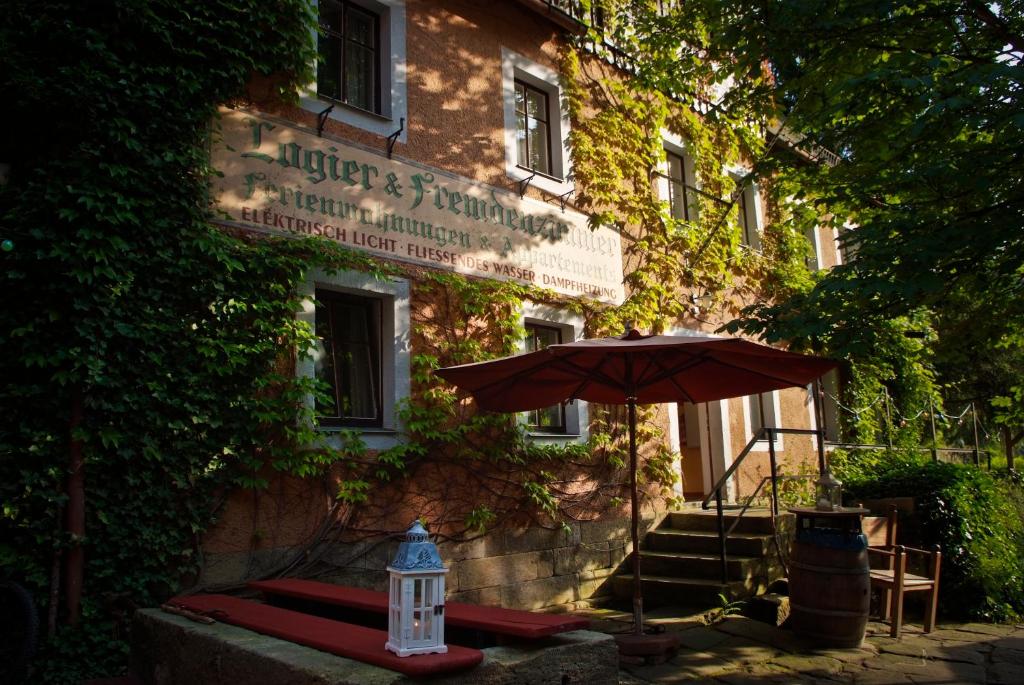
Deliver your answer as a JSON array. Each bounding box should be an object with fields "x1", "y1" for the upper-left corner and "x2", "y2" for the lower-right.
[{"x1": 435, "y1": 329, "x2": 837, "y2": 635}]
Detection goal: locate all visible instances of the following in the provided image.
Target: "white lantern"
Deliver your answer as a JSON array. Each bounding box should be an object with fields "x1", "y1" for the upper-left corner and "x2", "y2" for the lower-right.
[
  {"x1": 385, "y1": 520, "x2": 448, "y2": 657},
  {"x1": 815, "y1": 469, "x2": 844, "y2": 511}
]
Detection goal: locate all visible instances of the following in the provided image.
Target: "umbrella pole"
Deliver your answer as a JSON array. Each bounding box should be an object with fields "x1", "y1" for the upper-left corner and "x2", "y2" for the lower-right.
[{"x1": 628, "y1": 396, "x2": 643, "y2": 636}]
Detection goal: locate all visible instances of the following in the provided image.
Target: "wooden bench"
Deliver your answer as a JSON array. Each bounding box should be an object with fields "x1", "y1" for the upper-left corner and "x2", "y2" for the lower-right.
[
  {"x1": 249, "y1": 578, "x2": 590, "y2": 639},
  {"x1": 165, "y1": 594, "x2": 483, "y2": 677}
]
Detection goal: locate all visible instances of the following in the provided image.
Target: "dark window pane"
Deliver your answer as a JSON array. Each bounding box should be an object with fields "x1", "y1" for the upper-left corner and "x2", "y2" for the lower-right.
[
  {"x1": 347, "y1": 6, "x2": 376, "y2": 47},
  {"x1": 665, "y1": 150, "x2": 690, "y2": 221},
  {"x1": 317, "y1": 1, "x2": 380, "y2": 114},
  {"x1": 525, "y1": 323, "x2": 565, "y2": 432},
  {"x1": 317, "y1": 32, "x2": 343, "y2": 101},
  {"x1": 320, "y1": 0, "x2": 343, "y2": 32},
  {"x1": 526, "y1": 89, "x2": 547, "y2": 121},
  {"x1": 516, "y1": 112, "x2": 528, "y2": 171},
  {"x1": 739, "y1": 188, "x2": 756, "y2": 246},
  {"x1": 344, "y1": 43, "x2": 375, "y2": 111},
  {"x1": 527, "y1": 119, "x2": 550, "y2": 173},
  {"x1": 315, "y1": 290, "x2": 382, "y2": 427},
  {"x1": 514, "y1": 80, "x2": 552, "y2": 176}
]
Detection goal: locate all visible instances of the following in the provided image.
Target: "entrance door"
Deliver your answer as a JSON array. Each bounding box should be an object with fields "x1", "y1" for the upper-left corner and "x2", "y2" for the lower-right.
[{"x1": 678, "y1": 401, "x2": 734, "y2": 502}]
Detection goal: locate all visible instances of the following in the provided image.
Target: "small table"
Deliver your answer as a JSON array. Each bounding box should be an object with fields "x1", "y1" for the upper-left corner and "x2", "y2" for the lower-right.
[{"x1": 790, "y1": 506, "x2": 869, "y2": 536}]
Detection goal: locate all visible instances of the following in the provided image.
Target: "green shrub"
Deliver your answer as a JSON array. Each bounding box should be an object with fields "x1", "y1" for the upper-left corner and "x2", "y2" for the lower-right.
[{"x1": 837, "y1": 451, "x2": 1024, "y2": 621}]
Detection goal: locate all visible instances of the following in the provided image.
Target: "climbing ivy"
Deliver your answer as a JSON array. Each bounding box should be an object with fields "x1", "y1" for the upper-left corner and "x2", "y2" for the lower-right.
[
  {"x1": 0, "y1": 1, "x2": 394, "y2": 680},
  {"x1": 564, "y1": 1, "x2": 940, "y2": 443}
]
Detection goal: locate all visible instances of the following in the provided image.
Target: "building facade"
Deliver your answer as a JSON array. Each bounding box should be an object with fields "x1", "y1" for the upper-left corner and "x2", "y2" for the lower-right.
[{"x1": 199, "y1": 0, "x2": 845, "y2": 609}]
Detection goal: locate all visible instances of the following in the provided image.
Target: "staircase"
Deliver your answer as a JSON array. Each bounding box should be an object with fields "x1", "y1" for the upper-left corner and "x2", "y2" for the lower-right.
[{"x1": 611, "y1": 509, "x2": 794, "y2": 608}]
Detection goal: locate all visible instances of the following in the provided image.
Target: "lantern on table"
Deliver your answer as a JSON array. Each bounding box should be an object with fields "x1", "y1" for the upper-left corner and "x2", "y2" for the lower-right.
[
  {"x1": 385, "y1": 520, "x2": 448, "y2": 657},
  {"x1": 815, "y1": 469, "x2": 843, "y2": 511}
]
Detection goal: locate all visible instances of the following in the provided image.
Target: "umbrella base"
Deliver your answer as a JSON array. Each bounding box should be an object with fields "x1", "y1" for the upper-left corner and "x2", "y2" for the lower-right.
[{"x1": 614, "y1": 632, "x2": 680, "y2": 665}]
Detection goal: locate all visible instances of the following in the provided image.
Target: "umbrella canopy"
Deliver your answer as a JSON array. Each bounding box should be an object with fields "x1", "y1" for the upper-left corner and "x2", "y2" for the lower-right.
[
  {"x1": 434, "y1": 329, "x2": 838, "y2": 636},
  {"x1": 435, "y1": 329, "x2": 837, "y2": 409}
]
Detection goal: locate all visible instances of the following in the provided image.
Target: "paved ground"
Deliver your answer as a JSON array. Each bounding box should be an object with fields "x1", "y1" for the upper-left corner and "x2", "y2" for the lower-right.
[{"x1": 578, "y1": 606, "x2": 1024, "y2": 684}]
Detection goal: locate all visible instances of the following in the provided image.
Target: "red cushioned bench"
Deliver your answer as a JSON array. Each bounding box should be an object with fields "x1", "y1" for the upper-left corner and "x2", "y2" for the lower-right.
[
  {"x1": 166, "y1": 594, "x2": 483, "y2": 677},
  {"x1": 249, "y1": 578, "x2": 590, "y2": 639}
]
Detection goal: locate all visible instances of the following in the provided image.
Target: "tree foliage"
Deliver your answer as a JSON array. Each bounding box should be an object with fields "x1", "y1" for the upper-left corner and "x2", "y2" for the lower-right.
[
  {"x1": 0, "y1": 1, "x2": 392, "y2": 680},
  {"x1": 624, "y1": 0, "x2": 1024, "y2": 444}
]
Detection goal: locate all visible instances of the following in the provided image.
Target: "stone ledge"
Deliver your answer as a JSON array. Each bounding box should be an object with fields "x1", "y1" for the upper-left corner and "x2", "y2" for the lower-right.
[{"x1": 132, "y1": 609, "x2": 617, "y2": 685}]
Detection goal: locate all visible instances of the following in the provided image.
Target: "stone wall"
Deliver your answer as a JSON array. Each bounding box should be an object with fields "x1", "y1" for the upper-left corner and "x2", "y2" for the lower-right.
[{"x1": 199, "y1": 515, "x2": 660, "y2": 611}]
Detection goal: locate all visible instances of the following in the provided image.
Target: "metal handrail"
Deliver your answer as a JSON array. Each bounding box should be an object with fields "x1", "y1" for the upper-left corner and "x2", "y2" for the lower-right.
[{"x1": 700, "y1": 426, "x2": 827, "y2": 583}]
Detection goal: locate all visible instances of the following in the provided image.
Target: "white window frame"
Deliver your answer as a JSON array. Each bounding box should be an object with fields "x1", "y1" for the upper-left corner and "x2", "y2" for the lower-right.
[
  {"x1": 298, "y1": 269, "x2": 410, "y2": 450},
  {"x1": 519, "y1": 303, "x2": 588, "y2": 444},
  {"x1": 728, "y1": 168, "x2": 762, "y2": 251},
  {"x1": 657, "y1": 134, "x2": 698, "y2": 223},
  {"x1": 501, "y1": 48, "x2": 573, "y2": 196},
  {"x1": 805, "y1": 224, "x2": 823, "y2": 271},
  {"x1": 301, "y1": 0, "x2": 408, "y2": 143},
  {"x1": 742, "y1": 390, "x2": 784, "y2": 451}
]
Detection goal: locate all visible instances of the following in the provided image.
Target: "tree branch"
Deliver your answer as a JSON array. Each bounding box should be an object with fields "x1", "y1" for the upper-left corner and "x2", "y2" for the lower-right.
[{"x1": 963, "y1": 0, "x2": 1024, "y2": 55}]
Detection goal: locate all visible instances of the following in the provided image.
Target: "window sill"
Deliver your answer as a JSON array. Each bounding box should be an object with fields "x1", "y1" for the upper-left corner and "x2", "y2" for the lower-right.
[
  {"x1": 317, "y1": 426, "x2": 402, "y2": 450},
  {"x1": 527, "y1": 432, "x2": 584, "y2": 445},
  {"x1": 314, "y1": 94, "x2": 392, "y2": 123},
  {"x1": 515, "y1": 164, "x2": 564, "y2": 184},
  {"x1": 318, "y1": 426, "x2": 397, "y2": 435}
]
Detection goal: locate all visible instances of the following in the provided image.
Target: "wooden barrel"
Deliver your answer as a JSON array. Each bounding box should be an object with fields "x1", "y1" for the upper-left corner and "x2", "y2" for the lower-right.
[{"x1": 788, "y1": 534, "x2": 870, "y2": 647}]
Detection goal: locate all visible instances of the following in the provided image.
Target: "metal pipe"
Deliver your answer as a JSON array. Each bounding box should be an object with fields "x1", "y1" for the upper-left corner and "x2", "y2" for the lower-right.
[
  {"x1": 929, "y1": 396, "x2": 938, "y2": 461},
  {"x1": 628, "y1": 396, "x2": 642, "y2": 636},
  {"x1": 971, "y1": 402, "x2": 980, "y2": 466},
  {"x1": 715, "y1": 487, "x2": 727, "y2": 584},
  {"x1": 884, "y1": 387, "x2": 893, "y2": 449},
  {"x1": 768, "y1": 429, "x2": 779, "y2": 517}
]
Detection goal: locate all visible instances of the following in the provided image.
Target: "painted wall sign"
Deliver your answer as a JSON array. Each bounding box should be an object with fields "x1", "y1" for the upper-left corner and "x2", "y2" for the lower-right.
[{"x1": 211, "y1": 108, "x2": 624, "y2": 303}]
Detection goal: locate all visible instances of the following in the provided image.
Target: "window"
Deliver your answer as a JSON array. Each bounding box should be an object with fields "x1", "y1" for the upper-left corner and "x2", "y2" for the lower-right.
[
  {"x1": 515, "y1": 80, "x2": 552, "y2": 176},
  {"x1": 744, "y1": 391, "x2": 783, "y2": 450},
  {"x1": 302, "y1": 1, "x2": 407, "y2": 141},
  {"x1": 736, "y1": 181, "x2": 761, "y2": 250},
  {"x1": 315, "y1": 290, "x2": 382, "y2": 427},
  {"x1": 318, "y1": 1, "x2": 381, "y2": 113},
  {"x1": 657, "y1": 146, "x2": 697, "y2": 222},
  {"x1": 501, "y1": 49, "x2": 572, "y2": 195},
  {"x1": 665, "y1": 150, "x2": 690, "y2": 221},
  {"x1": 524, "y1": 323, "x2": 565, "y2": 432},
  {"x1": 519, "y1": 303, "x2": 588, "y2": 443},
  {"x1": 804, "y1": 225, "x2": 821, "y2": 271},
  {"x1": 298, "y1": 270, "x2": 411, "y2": 450}
]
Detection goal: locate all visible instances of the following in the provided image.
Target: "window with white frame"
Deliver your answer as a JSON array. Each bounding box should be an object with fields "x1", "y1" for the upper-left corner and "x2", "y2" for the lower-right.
[
  {"x1": 520, "y1": 304, "x2": 587, "y2": 442},
  {"x1": 804, "y1": 225, "x2": 822, "y2": 271},
  {"x1": 298, "y1": 270, "x2": 410, "y2": 449},
  {"x1": 303, "y1": 0, "x2": 407, "y2": 141},
  {"x1": 657, "y1": 144, "x2": 697, "y2": 223},
  {"x1": 735, "y1": 178, "x2": 761, "y2": 250},
  {"x1": 744, "y1": 391, "x2": 783, "y2": 449},
  {"x1": 523, "y1": 323, "x2": 566, "y2": 433},
  {"x1": 501, "y1": 48, "x2": 572, "y2": 195}
]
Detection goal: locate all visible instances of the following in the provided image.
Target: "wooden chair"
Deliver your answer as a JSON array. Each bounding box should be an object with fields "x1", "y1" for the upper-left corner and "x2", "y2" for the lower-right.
[{"x1": 862, "y1": 505, "x2": 942, "y2": 638}]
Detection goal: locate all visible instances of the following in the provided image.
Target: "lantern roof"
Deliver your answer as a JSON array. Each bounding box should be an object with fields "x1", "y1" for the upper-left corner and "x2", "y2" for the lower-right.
[{"x1": 389, "y1": 520, "x2": 445, "y2": 571}]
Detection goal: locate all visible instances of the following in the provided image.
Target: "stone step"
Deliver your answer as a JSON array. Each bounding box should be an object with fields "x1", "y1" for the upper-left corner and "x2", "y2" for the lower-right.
[
  {"x1": 611, "y1": 574, "x2": 750, "y2": 607},
  {"x1": 645, "y1": 528, "x2": 774, "y2": 556},
  {"x1": 637, "y1": 550, "x2": 767, "y2": 581},
  {"x1": 664, "y1": 510, "x2": 794, "y2": 535}
]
